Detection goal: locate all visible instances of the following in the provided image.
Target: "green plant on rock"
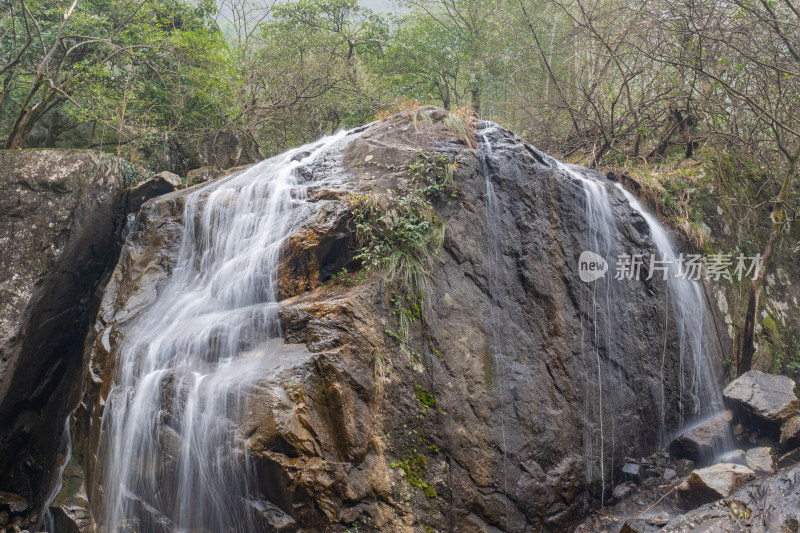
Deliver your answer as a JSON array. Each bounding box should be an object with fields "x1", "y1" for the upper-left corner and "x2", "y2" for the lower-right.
[
  {"x1": 390, "y1": 449, "x2": 437, "y2": 499},
  {"x1": 351, "y1": 152, "x2": 456, "y2": 356},
  {"x1": 414, "y1": 385, "x2": 438, "y2": 412}
]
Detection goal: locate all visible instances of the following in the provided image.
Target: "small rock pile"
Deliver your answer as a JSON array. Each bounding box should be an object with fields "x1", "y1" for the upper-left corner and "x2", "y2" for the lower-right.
[
  {"x1": 671, "y1": 370, "x2": 800, "y2": 507},
  {"x1": 577, "y1": 370, "x2": 800, "y2": 532},
  {"x1": 0, "y1": 492, "x2": 33, "y2": 532}
]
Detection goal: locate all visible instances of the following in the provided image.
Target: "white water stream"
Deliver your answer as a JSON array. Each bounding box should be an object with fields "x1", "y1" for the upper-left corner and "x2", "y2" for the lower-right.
[{"x1": 97, "y1": 131, "x2": 350, "y2": 532}]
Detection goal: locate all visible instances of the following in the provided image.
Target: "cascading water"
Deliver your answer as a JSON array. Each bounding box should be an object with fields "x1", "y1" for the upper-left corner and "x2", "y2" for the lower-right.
[
  {"x1": 615, "y1": 185, "x2": 726, "y2": 441},
  {"x1": 478, "y1": 128, "x2": 510, "y2": 529},
  {"x1": 96, "y1": 130, "x2": 351, "y2": 532},
  {"x1": 553, "y1": 162, "x2": 624, "y2": 505},
  {"x1": 42, "y1": 417, "x2": 72, "y2": 532},
  {"x1": 552, "y1": 161, "x2": 725, "y2": 501}
]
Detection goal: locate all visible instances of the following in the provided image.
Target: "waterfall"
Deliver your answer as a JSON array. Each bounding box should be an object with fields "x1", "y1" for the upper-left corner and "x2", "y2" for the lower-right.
[
  {"x1": 42, "y1": 417, "x2": 72, "y2": 532},
  {"x1": 553, "y1": 163, "x2": 725, "y2": 501},
  {"x1": 479, "y1": 129, "x2": 510, "y2": 529},
  {"x1": 615, "y1": 185, "x2": 725, "y2": 430},
  {"x1": 97, "y1": 130, "x2": 350, "y2": 532},
  {"x1": 554, "y1": 162, "x2": 623, "y2": 505}
]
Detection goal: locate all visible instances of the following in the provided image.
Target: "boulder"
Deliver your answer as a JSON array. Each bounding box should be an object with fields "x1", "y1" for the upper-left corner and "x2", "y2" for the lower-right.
[
  {"x1": 723, "y1": 370, "x2": 799, "y2": 434},
  {"x1": 126, "y1": 170, "x2": 181, "y2": 212},
  {"x1": 745, "y1": 447, "x2": 775, "y2": 475},
  {"x1": 668, "y1": 410, "x2": 734, "y2": 463},
  {"x1": 677, "y1": 463, "x2": 756, "y2": 506},
  {"x1": 662, "y1": 463, "x2": 800, "y2": 532},
  {"x1": 0, "y1": 150, "x2": 128, "y2": 519},
  {"x1": 67, "y1": 110, "x2": 726, "y2": 532},
  {"x1": 621, "y1": 462, "x2": 641, "y2": 482}
]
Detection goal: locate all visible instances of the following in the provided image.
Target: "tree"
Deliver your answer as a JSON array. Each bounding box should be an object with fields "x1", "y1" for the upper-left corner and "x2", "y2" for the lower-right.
[{"x1": 0, "y1": 0, "x2": 233, "y2": 152}]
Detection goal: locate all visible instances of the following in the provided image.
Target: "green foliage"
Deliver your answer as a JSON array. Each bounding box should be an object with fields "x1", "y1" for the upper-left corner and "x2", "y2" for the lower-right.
[
  {"x1": 351, "y1": 153, "x2": 455, "y2": 295},
  {"x1": 390, "y1": 449, "x2": 437, "y2": 499},
  {"x1": 0, "y1": 0, "x2": 234, "y2": 155},
  {"x1": 414, "y1": 385, "x2": 438, "y2": 412}
]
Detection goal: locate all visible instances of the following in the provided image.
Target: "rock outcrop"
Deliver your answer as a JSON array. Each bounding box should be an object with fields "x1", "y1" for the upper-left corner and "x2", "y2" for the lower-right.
[
  {"x1": 50, "y1": 109, "x2": 726, "y2": 532},
  {"x1": 126, "y1": 170, "x2": 181, "y2": 212},
  {"x1": 0, "y1": 150, "x2": 129, "y2": 526},
  {"x1": 663, "y1": 463, "x2": 800, "y2": 532}
]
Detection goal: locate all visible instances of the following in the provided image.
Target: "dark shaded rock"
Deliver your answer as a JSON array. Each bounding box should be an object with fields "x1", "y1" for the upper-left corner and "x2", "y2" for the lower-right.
[
  {"x1": 620, "y1": 519, "x2": 666, "y2": 533},
  {"x1": 745, "y1": 447, "x2": 774, "y2": 475},
  {"x1": 613, "y1": 482, "x2": 636, "y2": 502},
  {"x1": 246, "y1": 498, "x2": 297, "y2": 531},
  {"x1": 0, "y1": 492, "x2": 29, "y2": 513},
  {"x1": 127, "y1": 171, "x2": 181, "y2": 212},
  {"x1": 779, "y1": 448, "x2": 800, "y2": 469},
  {"x1": 677, "y1": 463, "x2": 755, "y2": 507},
  {"x1": 781, "y1": 415, "x2": 800, "y2": 450},
  {"x1": 0, "y1": 150, "x2": 127, "y2": 519},
  {"x1": 723, "y1": 370, "x2": 799, "y2": 435},
  {"x1": 675, "y1": 458, "x2": 695, "y2": 477},
  {"x1": 668, "y1": 410, "x2": 734, "y2": 463}
]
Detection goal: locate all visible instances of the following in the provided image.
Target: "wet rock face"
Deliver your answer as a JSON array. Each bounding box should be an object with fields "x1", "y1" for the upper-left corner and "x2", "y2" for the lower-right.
[
  {"x1": 0, "y1": 150, "x2": 127, "y2": 512},
  {"x1": 68, "y1": 110, "x2": 710, "y2": 532},
  {"x1": 724, "y1": 370, "x2": 799, "y2": 434}
]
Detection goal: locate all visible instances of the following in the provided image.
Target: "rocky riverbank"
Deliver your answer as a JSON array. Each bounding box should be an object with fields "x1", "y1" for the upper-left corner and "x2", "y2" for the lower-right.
[{"x1": 577, "y1": 370, "x2": 800, "y2": 532}]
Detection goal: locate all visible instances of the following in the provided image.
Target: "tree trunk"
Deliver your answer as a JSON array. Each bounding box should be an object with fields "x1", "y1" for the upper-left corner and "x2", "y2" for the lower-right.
[
  {"x1": 471, "y1": 83, "x2": 480, "y2": 115},
  {"x1": 737, "y1": 150, "x2": 798, "y2": 375}
]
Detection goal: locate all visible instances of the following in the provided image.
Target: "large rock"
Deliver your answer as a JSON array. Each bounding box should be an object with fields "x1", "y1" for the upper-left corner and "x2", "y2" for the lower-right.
[
  {"x1": 663, "y1": 463, "x2": 800, "y2": 532},
  {"x1": 65, "y1": 109, "x2": 725, "y2": 532},
  {"x1": 723, "y1": 370, "x2": 799, "y2": 434},
  {"x1": 126, "y1": 170, "x2": 181, "y2": 212},
  {"x1": 0, "y1": 150, "x2": 128, "y2": 519},
  {"x1": 744, "y1": 447, "x2": 774, "y2": 475},
  {"x1": 677, "y1": 463, "x2": 756, "y2": 507},
  {"x1": 668, "y1": 410, "x2": 734, "y2": 463}
]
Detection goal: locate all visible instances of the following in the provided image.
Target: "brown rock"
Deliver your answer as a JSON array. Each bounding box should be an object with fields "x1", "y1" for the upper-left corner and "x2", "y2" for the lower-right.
[
  {"x1": 677, "y1": 463, "x2": 756, "y2": 506},
  {"x1": 745, "y1": 447, "x2": 775, "y2": 475},
  {"x1": 0, "y1": 492, "x2": 29, "y2": 513},
  {"x1": 65, "y1": 109, "x2": 728, "y2": 532}
]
